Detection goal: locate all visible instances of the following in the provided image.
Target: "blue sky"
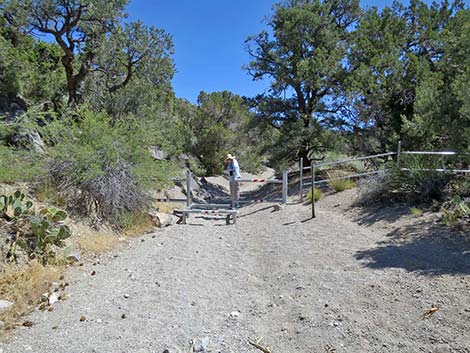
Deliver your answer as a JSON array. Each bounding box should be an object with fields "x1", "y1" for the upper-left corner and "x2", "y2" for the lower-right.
[{"x1": 126, "y1": 0, "x2": 422, "y2": 103}]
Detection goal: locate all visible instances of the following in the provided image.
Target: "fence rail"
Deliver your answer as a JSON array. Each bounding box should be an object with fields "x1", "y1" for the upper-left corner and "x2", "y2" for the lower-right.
[
  {"x1": 401, "y1": 168, "x2": 470, "y2": 173},
  {"x1": 303, "y1": 170, "x2": 386, "y2": 186},
  {"x1": 299, "y1": 143, "x2": 468, "y2": 217},
  {"x1": 402, "y1": 151, "x2": 470, "y2": 156}
]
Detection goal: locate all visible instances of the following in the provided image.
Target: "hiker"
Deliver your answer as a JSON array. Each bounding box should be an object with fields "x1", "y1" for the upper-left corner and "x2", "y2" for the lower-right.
[{"x1": 225, "y1": 153, "x2": 241, "y2": 207}]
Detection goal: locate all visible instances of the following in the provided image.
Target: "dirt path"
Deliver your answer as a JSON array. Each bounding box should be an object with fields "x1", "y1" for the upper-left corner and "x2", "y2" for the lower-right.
[{"x1": 1, "y1": 196, "x2": 469, "y2": 353}]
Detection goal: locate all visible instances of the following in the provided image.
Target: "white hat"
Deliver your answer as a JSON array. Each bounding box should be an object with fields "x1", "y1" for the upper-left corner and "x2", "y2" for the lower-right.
[{"x1": 225, "y1": 153, "x2": 235, "y2": 161}]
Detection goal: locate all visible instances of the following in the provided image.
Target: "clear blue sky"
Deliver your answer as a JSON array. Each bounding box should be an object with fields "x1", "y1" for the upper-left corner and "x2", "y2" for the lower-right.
[{"x1": 126, "y1": 0, "x2": 423, "y2": 104}]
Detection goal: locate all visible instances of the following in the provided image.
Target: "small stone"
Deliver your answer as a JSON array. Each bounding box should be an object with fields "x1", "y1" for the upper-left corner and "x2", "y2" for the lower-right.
[
  {"x1": 48, "y1": 292, "x2": 60, "y2": 305},
  {"x1": 121, "y1": 314, "x2": 126, "y2": 319},
  {"x1": 193, "y1": 337, "x2": 210, "y2": 352},
  {"x1": 230, "y1": 311, "x2": 240, "y2": 318},
  {"x1": 67, "y1": 252, "x2": 81, "y2": 263},
  {"x1": 47, "y1": 306, "x2": 54, "y2": 312},
  {"x1": 91, "y1": 271, "x2": 96, "y2": 276},
  {"x1": 52, "y1": 325, "x2": 59, "y2": 330},
  {"x1": 163, "y1": 350, "x2": 170, "y2": 353},
  {"x1": 22, "y1": 321, "x2": 33, "y2": 327},
  {"x1": 0, "y1": 300, "x2": 13, "y2": 313},
  {"x1": 123, "y1": 294, "x2": 130, "y2": 299},
  {"x1": 79, "y1": 315, "x2": 86, "y2": 322}
]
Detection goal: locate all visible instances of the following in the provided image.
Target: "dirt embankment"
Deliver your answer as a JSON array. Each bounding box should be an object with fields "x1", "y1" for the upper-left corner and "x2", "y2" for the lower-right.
[{"x1": 1, "y1": 189, "x2": 469, "y2": 353}]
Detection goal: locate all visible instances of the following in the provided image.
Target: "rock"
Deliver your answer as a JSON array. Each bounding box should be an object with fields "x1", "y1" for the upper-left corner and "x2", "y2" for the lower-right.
[
  {"x1": 123, "y1": 294, "x2": 130, "y2": 299},
  {"x1": 79, "y1": 315, "x2": 86, "y2": 322},
  {"x1": 230, "y1": 311, "x2": 240, "y2": 318},
  {"x1": 48, "y1": 292, "x2": 60, "y2": 305},
  {"x1": 67, "y1": 252, "x2": 81, "y2": 263},
  {"x1": 272, "y1": 204, "x2": 284, "y2": 212},
  {"x1": 22, "y1": 320, "x2": 33, "y2": 327},
  {"x1": 151, "y1": 212, "x2": 177, "y2": 228},
  {"x1": 164, "y1": 187, "x2": 186, "y2": 201},
  {"x1": 27, "y1": 130, "x2": 45, "y2": 154},
  {"x1": 193, "y1": 337, "x2": 210, "y2": 352},
  {"x1": 0, "y1": 320, "x2": 5, "y2": 330},
  {"x1": 148, "y1": 146, "x2": 168, "y2": 161},
  {"x1": 0, "y1": 300, "x2": 13, "y2": 313}
]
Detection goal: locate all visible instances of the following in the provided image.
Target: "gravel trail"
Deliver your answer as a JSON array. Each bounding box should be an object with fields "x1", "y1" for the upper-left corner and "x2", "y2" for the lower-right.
[{"x1": 1, "y1": 198, "x2": 469, "y2": 353}]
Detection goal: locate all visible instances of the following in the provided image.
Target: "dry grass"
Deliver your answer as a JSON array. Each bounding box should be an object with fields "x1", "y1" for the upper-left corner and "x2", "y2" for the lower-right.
[
  {"x1": 78, "y1": 231, "x2": 118, "y2": 254},
  {"x1": 69, "y1": 223, "x2": 119, "y2": 255},
  {"x1": 307, "y1": 188, "x2": 323, "y2": 202},
  {"x1": 0, "y1": 261, "x2": 63, "y2": 329},
  {"x1": 327, "y1": 172, "x2": 356, "y2": 193},
  {"x1": 121, "y1": 212, "x2": 155, "y2": 237},
  {"x1": 153, "y1": 201, "x2": 178, "y2": 214}
]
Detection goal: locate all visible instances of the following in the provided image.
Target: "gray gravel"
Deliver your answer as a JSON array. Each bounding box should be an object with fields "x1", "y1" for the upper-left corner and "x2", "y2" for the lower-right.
[{"x1": 1, "y1": 198, "x2": 469, "y2": 353}]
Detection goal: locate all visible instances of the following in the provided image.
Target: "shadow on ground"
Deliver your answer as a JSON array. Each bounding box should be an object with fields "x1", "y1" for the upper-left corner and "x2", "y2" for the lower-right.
[
  {"x1": 354, "y1": 214, "x2": 470, "y2": 276},
  {"x1": 351, "y1": 203, "x2": 413, "y2": 225}
]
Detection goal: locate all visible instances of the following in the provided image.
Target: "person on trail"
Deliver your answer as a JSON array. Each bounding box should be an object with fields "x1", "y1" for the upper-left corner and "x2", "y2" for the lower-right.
[{"x1": 225, "y1": 153, "x2": 241, "y2": 207}]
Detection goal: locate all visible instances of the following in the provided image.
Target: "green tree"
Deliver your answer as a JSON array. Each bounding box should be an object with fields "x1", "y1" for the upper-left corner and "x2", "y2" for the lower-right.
[
  {"x1": 246, "y1": 0, "x2": 360, "y2": 165},
  {"x1": 187, "y1": 91, "x2": 260, "y2": 175},
  {"x1": 403, "y1": 3, "x2": 470, "y2": 152},
  {"x1": 349, "y1": 0, "x2": 468, "y2": 153},
  {"x1": 3, "y1": 0, "x2": 128, "y2": 106},
  {"x1": 84, "y1": 20, "x2": 175, "y2": 120}
]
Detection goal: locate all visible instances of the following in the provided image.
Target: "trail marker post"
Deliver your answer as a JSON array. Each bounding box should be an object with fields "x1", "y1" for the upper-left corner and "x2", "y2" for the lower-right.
[
  {"x1": 397, "y1": 140, "x2": 402, "y2": 169},
  {"x1": 282, "y1": 170, "x2": 288, "y2": 204},
  {"x1": 186, "y1": 170, "x2": 192, "y2": 207},
  {"x1": 311, "y1": 162, "x2": 316, "y2": 218},
  {"x1": 299, "y1": 158, "x2": 304, "y2": 202}
]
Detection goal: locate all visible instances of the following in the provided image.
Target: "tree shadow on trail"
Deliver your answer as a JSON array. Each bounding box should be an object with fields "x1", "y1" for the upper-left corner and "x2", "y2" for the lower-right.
[
  {"x1": 354, "y1": 218, "x2": 470, "y2": 276},
  {"x1": 352, "y1": 203, "x2": 413, "y2": 225}
]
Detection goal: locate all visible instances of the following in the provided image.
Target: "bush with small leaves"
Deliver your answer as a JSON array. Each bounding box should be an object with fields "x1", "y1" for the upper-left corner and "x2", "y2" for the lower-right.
[{"x1": 441, "y1": 196, "x2": 470, "y2": 225}]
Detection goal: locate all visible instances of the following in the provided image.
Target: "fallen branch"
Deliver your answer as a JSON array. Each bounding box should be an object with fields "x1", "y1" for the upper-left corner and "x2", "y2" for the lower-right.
[
  {"x1": 420, "y1": 306, "x2": 439, "y2": 320},
  {"x1": 248, "y1": 338, "x2": 272, "y2": 353}
]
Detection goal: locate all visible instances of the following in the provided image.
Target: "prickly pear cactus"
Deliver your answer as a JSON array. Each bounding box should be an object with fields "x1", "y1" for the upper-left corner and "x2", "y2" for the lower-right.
[{"x1": 0, "y1": 190, "x2": 71, "y2": 264}]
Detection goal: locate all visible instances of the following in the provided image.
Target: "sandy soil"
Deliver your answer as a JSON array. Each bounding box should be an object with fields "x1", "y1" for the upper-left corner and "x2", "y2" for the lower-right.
[{"x1": 1, "y1": 190, "x2": 469, "y2": 353}]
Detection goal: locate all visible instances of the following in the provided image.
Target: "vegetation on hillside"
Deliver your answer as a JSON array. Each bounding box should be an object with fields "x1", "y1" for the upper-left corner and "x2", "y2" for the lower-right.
[{"x1": 0, "y1": 0, "x2": 468, "y2": 228}]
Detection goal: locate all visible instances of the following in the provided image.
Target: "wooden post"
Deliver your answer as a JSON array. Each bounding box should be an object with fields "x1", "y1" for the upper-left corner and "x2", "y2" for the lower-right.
[
  {"x1": 186, "y1": 170, "x2": 192, "y2": 207},
  {"x1": 299, "y1": 158, "x2": 304, "y2": 202},
  {"x1": 282, "y1": 170, "x2": 288, "y2": 204},
  {"x1": 397, "y1": 140, "x2": 402, "y2": 169},
  {"x1": 311, "y1": 162, "x2": 316, "y2": 218}
]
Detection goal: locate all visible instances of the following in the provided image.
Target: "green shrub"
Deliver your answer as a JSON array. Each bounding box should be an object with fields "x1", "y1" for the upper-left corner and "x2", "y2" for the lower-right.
[
  {"x1": 358, "y1": 155, "x2": 451, "y2": 204},
  {"x1": 394, "y1": 154, "x2": 450, "y2": 202},
  {"x1": 41, "y1": 109, "x2": 178, "y2": 224},
  {"x1": 307, "y1": 187, "x2": 323, "y2": 202},
  {"x1": 0, "y1": 145, "x2": 45, "y2": 183},
  {"x1": 441, "y1": 196, "x2": 470, "y2": 225},
  {"x1": 410, "y1": 207, "x2": 424, "y2": 217}
]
